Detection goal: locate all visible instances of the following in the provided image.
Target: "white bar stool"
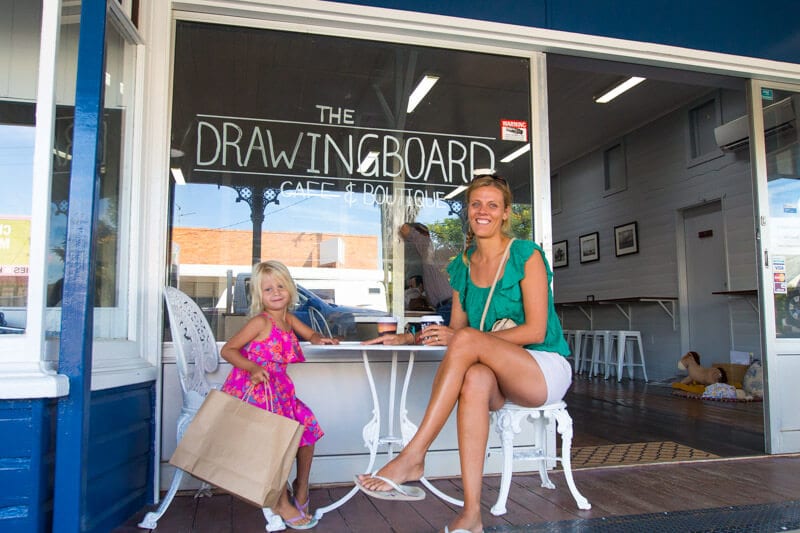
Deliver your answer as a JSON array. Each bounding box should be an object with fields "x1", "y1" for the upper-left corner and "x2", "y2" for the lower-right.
[
  {"x1": 610, "y1": 330, "x2": 648, "y2": 381},
  {"x1": 588, "y1": 330, "x2": 614, "y2": 378},
  {"x1": 572, "y1": 330, "x2": 590, "y2": 374},
  {"x1": 563, "y1": 330, "x2": 576, "y2": 370},
  {"x1": 489, "y1": 401, "x2": 591, "y2": 515}
]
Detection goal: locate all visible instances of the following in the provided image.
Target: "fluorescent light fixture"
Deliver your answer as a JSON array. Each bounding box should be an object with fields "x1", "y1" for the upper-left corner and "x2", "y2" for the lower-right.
[
  {"x1": 407, "y1": 75, "x2": 440, "y2": 113},
  {"x1": 444, "y1": 185, "x2": 468, "y2": 200},
  {"x1": 500, "y1": 144, "x2": 531, "y2": 163},
  {"x1": 594, "y1": 76, "x2": 646, "y2": 104},
  {"x1": 357, "y1": 151, "x2": 380, "y2": 173},
  {"x1": 170, "y1": 167, "x2": 186, "y2": 185}
]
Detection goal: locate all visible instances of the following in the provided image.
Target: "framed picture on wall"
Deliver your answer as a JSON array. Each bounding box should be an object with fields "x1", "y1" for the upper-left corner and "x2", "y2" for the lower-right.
[
  {"x1": 614, "y1": 221, "x2": 639, "y2": 256},
  {"x1": 579, "y1": 232, "x2": 599, "y2": 263},
  {"x1": 552, "y1": 240, "x2": 568, "y2": 268}
]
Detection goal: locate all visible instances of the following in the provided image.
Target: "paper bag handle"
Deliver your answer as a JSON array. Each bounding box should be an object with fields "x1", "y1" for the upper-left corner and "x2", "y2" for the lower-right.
[{"x1": 243, "y1": 380, "x2": 274, "y2": 411}]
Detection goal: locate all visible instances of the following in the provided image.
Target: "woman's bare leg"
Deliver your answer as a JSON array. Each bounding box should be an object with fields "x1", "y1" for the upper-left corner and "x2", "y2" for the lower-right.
[
  {"x1": 358, "y1": 328, "x2": 547, "y2": 493},
  {"x1": 445, "y1": 363, "x2": 505, "y2": 533}
]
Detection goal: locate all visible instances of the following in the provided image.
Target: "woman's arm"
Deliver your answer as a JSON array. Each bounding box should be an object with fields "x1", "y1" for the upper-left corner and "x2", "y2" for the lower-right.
[
  {"x1": 288, "y1": 313, "x2": 339, "y2": 344},
  {"x1": 221, "y1": 316, "x2": 270, "y2": 382}
]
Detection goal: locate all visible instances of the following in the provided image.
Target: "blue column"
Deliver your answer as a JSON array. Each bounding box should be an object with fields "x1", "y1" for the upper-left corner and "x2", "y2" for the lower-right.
[{"x1": 52, "y1": 0, "x2": 107, "y2": 530}]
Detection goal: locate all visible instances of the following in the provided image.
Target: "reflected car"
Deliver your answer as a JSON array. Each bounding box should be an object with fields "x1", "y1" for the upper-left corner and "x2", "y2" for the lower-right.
[
  {"x1": 231, "y1": 273, "x2": 388, "y2": 340},
  {"x1": 294, "y1": 285, "x2": 389, "y2": 340}
]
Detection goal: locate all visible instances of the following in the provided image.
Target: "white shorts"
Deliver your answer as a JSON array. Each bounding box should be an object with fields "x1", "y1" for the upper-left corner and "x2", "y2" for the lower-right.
[{"x1": 528, "y1": 350, "x2": 573, "y2": 405}]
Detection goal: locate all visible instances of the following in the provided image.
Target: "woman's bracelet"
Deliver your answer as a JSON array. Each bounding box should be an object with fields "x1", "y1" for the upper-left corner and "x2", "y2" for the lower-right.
[{"x1": 407, "y1": 332, "x2": 416, "y2": 345}]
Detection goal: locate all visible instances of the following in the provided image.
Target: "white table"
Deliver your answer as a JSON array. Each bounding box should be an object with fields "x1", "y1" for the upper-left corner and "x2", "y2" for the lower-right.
[{"x1": 298, "y1": 342, "x2": 462, "y2": 519}]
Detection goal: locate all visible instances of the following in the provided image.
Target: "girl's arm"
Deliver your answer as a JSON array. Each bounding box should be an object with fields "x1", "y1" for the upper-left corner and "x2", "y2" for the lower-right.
[
  {"x1": 221, "y1": 315, "x2": 271, "y2": 383},
  {"x1": 287, "y1": 312, "x2": 339, "y2": 345}
]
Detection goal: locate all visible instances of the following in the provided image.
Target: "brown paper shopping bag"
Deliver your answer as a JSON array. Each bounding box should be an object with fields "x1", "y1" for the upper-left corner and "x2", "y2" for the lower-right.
[{"x1": 170, "y1": 388, "x2": 303, "y2": 508}]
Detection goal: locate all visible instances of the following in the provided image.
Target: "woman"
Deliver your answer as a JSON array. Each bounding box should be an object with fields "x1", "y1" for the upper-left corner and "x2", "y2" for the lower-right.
[{"x1": 356, "y1": 174, "x2": 572, "y2": 533}]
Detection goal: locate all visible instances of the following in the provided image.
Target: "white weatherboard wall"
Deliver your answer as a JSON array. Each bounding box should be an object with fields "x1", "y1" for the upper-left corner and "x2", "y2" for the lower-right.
[{"x1": 553, "y1": 88, "x2": 760, "y2": 382}]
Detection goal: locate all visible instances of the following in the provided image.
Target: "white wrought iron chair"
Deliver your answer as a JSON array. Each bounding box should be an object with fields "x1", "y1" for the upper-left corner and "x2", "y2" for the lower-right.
[
  {"x1": 138, "y1": 286, "x2": 285, "y2": 531},
  {"x1": 488, "y1": 401, "x2": 591, "y2": 515}
]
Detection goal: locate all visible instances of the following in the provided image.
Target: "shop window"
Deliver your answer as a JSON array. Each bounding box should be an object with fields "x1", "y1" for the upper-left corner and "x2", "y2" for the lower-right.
[
  {"x1": 603, "y1": 142, "x2": 627, "y2": 196},
  {"x1": 687, "y1": 94, "x2": 723, "y2": 166},
  {"x1": 169, "y1": 21, "x2": 534, "y2": 340},
  {"x1": 1, "y1": 2, "x2": 136, "y2": 339},
  {"x1": 0, "y1": 0, "x2": 40, "y2": 335}
]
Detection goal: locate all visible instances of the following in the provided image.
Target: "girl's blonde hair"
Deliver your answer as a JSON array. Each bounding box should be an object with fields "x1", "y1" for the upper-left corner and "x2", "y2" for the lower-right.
[
  {"x1": 461, "y1": 174, "x2": 513, "y2": 264},
  {"x1": 249, "y1": 260, "x2": 299, "y2": 316}
]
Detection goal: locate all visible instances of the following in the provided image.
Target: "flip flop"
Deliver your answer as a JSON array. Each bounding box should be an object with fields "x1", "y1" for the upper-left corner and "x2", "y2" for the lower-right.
[
  {"x1": 284, "y1": 512, "x2": 318, "y2": 530},
  {"x1": 292, "y1": 494, "x2": 310, "y2": 515},
  {"x1": 444, "y1": 527, "x2": 483, "y2": 533},
  {"x1": 354, "y1": 474, "x2": 426, "y2": 501}
]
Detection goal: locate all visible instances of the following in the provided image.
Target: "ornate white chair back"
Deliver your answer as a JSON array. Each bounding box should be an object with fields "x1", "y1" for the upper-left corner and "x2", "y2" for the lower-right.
[{"x1": 163, "y1": 286, "x2": 220, "y2": 413}]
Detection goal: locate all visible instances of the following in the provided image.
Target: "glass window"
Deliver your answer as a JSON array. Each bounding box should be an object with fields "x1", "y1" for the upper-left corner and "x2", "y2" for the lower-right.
[
  {"x1": 688, "y1": 94, "x2": 722, "y2": 166},
  {"x1": 44, "y1": 8, "x2": 136, "y2": 339},
  {"x1": 0, "y1": 0, "x2": 40, "y2": 335},
  {"x1": 603, "y1": 142, "x2": 626, "y2": 196},
  {"x1": 551, "y1": 173, "x2": 561, "y2": 214},
  {"x1": 169, "y1": 21, "x2": 533, "y2": 340}
]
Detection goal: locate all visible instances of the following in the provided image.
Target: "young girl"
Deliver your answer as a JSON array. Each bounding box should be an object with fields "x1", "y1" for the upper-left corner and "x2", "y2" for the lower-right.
[{"x1": 221, "y1": 260, "x2": 338, "y2": 530}]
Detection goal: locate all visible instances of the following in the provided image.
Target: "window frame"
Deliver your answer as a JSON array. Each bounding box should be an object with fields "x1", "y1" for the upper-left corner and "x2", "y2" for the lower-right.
[
  {"x1": 686, "y1": 91, "x2": 725, "y2": 168},
  {"x1": 602, "y1": 140, "x2": 627, "y2": 197}
]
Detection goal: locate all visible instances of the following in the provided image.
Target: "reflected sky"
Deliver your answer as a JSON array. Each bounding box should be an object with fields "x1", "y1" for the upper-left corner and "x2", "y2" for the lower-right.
[
  {"x1": 173, "y1": 182, "x2": 450, "y2": 234},
  {"x1": 0, "y1": 125, "x2": 35, "y2": 216}
]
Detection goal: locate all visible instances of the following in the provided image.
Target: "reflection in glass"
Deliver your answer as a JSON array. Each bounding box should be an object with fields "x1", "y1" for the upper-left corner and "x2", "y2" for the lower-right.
[
  {"x1": 45, "y1": 11, "x2": 134, "y2": 339},
  {"x1": 0, "y1": 123, "x2": 34, "y2": 334},
  {"x1": 169, "y1": 22, "x2": 533, "y2": 340},
  {"x1": 764, "y1": 91, "x2": 800, "y2": 337}
]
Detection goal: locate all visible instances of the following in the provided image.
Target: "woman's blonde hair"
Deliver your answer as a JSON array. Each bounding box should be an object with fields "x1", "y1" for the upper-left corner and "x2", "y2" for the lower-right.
[
  {"x1": 249, "y1": 260, "x2": 299, "y2": 316},
  {"x1": 461, "y1": 175, "x2": 513, "y2": 264}
]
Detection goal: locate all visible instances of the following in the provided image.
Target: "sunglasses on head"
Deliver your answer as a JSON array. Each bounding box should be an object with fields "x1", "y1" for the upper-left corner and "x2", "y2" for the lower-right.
[{"x1": 475, "y1": 173, "x2": 507, "y2": 186}]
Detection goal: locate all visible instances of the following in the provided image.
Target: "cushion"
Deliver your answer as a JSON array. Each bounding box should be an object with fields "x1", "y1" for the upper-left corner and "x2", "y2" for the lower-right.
[
  {"x1": 671, "y1": 382, "x2": 705, "y2": 395},
  {"x1": 743, "y1": 360, "x2": 764, "y2": 399},
  {"x1": 702, "y1": 383, "x2": 738, "y2": 400}
]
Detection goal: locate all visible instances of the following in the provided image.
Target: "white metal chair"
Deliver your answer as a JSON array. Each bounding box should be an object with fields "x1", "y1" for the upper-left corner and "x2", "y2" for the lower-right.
[
  {"x1": 138, "y1": 287, "x2": 285, "y2": 531},
  {"x1": 488, "y1": 401, "x2": 591, "y2": 516}
]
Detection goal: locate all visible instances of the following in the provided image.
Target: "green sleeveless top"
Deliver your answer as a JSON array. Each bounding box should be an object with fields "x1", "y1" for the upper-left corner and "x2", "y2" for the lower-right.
[{"x1": 446, "y1": 239, "x2": 570, "y2": 356}]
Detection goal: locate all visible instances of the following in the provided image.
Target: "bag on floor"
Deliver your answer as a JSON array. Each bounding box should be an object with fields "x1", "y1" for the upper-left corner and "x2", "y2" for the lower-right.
[{"x1": 170, "y1": 387, "x2": 303, "y2": 508}]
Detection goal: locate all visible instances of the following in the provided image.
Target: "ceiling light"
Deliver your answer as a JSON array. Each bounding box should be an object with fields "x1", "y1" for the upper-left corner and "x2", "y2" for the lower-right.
[
  {"x1": 170, "y1": 167, "x2": 186, "y2": 185},
  {"x1": 407, "y1": 75, "x2": 440, "y2": 113},
  {"x1": 444, "y1": 185, "x2": 468, "y2": 200},
  {"x1": 500, "y1": 144, "x2": 531, "y2": 163},
  {"x1": 594, "y1": 76, "x2": 646, "y2": 104},
  {"x1": 357, "y1": 151, "x2": 380, "y2": 173}
]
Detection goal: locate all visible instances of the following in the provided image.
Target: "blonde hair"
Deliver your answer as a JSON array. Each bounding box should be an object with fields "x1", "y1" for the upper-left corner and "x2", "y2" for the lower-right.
[
  {"x1": 461, "y1": 175, "x2": 513, "y2": 264},
  {"x1": 249, "y1": 260, "x2": 298, "y2": 316}
]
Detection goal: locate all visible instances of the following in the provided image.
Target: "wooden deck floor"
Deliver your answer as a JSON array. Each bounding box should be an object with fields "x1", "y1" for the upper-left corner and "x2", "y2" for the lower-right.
[{"x1": 119, "y1": 377, "x2": 783, "y2": 532}]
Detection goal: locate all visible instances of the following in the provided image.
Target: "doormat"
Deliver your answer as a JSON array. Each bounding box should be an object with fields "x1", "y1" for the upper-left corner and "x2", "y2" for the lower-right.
[{"x1": 567, "y1": 441, "x2": 719, "y2": 469}]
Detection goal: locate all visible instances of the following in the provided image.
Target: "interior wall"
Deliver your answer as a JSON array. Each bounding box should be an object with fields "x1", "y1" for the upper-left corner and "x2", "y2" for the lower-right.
[{"x1": 552, "y1": 87, "x2": 759, "y2": 381}]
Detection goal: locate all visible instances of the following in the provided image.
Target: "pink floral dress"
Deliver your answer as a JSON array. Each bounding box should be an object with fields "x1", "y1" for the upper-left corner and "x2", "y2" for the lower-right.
[{"x1": 221, "y1": 314, "x2": 323, "y2": 447}]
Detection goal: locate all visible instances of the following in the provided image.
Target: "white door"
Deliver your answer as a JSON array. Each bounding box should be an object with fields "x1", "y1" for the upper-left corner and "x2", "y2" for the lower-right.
[
  {"x1": 683, "y1": 201, "x2": 730, "y2": 360},
  {"x1": 750, "y1": 81, "x2": 800, "y2": 453}
]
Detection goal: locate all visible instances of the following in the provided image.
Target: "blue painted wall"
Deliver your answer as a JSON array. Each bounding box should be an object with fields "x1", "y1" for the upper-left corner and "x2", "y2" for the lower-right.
[
  {"x1": 83, "y1": 383, "x2": 154, "y2": 533},
  {"x1": 340, "y1": 0, "x2": 800, "y2": 64},
  {"x1": 0, "y1": 399, "x2": 56, "y2": 533},
  {"x1": 0, "y1": 382, "x2": 154, "y2": 532}
]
